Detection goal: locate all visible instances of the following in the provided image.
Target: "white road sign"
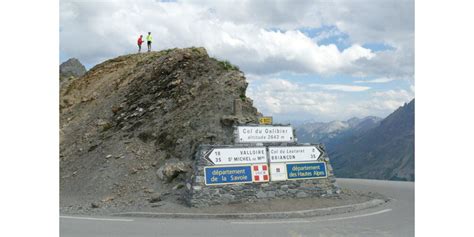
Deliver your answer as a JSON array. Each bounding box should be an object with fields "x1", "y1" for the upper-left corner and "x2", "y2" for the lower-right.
[
  {"x1": 236, "y1": 126, "x2": 294, "y2": 143},
  {"x1": 270, "y1": 163, "x2": 287, "y2": 181},
  {"x1": 268, "y1": 146, "x2": 322, "y2": 163},
  {"x1": 205, "y1": 147, "x2": 267, "y2": 165}
]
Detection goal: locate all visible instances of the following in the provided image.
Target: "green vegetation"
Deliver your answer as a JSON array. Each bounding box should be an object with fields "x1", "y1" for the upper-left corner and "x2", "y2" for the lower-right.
[
  {"x1": 217, "y1": 59, "x2": 240, "y2": 71},
  {"x1": 161, "y1": 48, "x2": 174, "y2": 55},
  {"x1": 191, "y1": 47, "x2": 202, "y2": 54}
]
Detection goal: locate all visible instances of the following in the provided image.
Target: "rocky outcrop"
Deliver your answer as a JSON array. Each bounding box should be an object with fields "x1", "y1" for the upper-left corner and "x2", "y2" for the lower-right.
[{"x1": 60, "y1": 48, "x2": 261, "y2": 209}]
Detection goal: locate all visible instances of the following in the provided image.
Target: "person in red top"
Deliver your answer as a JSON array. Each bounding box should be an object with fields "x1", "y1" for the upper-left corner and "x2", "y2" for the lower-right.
[{"x1": 137, "y1": 35, "x2": 143, "y2": 53}]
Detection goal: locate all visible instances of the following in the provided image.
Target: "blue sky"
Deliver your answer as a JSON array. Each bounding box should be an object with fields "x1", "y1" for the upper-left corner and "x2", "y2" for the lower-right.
[{"x1": 60, "y1": 0, "x2": 414, "y2": 122}]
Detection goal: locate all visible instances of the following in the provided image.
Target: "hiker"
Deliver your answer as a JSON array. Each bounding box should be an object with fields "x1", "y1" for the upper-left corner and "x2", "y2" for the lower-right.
[
  {"x1": 137, "y1": 35, "x2": 143, "y2": 52},
  {"x1": 146, "y1": 32, "x2": 153, "y2": 52}
]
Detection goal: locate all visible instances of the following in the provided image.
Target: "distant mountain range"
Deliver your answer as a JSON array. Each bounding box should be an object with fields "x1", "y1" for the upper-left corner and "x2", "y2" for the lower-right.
[
  {"x1": 296, "y1": 116, "x2": 382, "y2": 144},
  {"x1": 295, "y1": 99, "x2": 414, "y2": 181},
  {"x1": 60, "y1": 58, "x2": 87, "y2": 79}
]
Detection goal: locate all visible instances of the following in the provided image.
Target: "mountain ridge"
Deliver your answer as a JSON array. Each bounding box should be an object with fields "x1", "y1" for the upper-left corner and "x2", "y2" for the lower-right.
[
  {"x1": 296, "y1": 116, "x2": 382, "y2": 144},
  {"x1": 295, "y1": 100, "x2": 414, "y2": 181},
  {"x1": 329, "y1": 99, "x2": 415, "y2": 181}
]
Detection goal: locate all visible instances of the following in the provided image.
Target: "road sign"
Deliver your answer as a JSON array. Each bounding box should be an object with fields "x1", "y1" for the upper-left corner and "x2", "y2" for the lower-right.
[
  {"x1": 204, "y1": 165, "x2": 253, "y2": 185},
  {"x1": 286, "y1": 162, "x2": 327, "y2": 180},
  {"x1": 270, "y1": 163, "x2": 287, "y2": 181},
  {"x1": 236, "y1": 126, "x2": 294, "y2": 143},
  {"x1": 205, "y1": 147, "x2": 267, "y2": 165},
  {"x1": 252, "y1": 164, "x2": 269, "y2": 182},
  {"x1": 269, "y1": 146, "x2": 322, "y2": 163},
  {"x1": 258, "y1": 116, "x2": 273, "y2": 125}
]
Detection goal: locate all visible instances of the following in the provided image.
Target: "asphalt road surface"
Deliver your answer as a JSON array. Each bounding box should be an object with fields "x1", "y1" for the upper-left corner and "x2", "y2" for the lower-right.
[{"x1": 60, "y1": 178, "x2": 414, "y2": 237}]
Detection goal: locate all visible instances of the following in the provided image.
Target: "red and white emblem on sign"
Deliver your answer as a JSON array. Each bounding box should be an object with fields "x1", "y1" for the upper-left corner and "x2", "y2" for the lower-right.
[{"x1": 252, "y1": 164, "x2": 269, "y2": 182}]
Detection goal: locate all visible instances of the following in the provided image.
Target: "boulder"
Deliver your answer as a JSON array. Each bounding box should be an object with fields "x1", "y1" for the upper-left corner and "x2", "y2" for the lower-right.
[
  {"x1": 148, "y1": 193, "x2": 162, "y2": 203},
  {"x1": 156, "y1": 160, "x2": 190, "y2": 183}
]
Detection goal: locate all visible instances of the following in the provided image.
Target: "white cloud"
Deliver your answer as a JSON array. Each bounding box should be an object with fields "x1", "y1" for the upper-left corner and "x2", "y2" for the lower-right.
[
  {"x1": 248, "y1": 76, "x2": 413, "y2": 122},
  {"x1": 186, "y1": 0, "x2": 414, "y2": 79},
  {"x1": 347, "y1": 89, "x2": 414, "y2": 115},
  {"x1": 60, "y1": 0, "x2": 414, "y2": 121},
  {"x1": 373, "y1": 89, "x2": 414, "y2": 105},
  {"x1": 410, "y1": 84, "x2": 415, "y2": 94},
  {"x1": 209, "y1": 29, "x2": 375, "y2": 75},
  {"x1": 60, "y1": 0, "x2": 377, "y2": 75},
  {"x1": 312, "y1": 27, "x2": 346, "y2": 44},
  {"x1": 247, "y1": 78, "x2": 338, "y2": 118},
  {"x1": 354, "y1": 77, "x2": 394, "y2": 83},
  {"x1": 309, "y1": 84, "x2": 370, "y2": 92}
]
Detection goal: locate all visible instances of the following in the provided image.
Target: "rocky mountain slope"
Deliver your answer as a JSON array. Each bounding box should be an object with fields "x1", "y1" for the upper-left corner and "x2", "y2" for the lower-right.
[
  {"x1": 329, "y1": 100, "x2": 415, "y2": 181},
  {"x1": 296, "y1": 116, "x2": 382, "y2": 144},
  {"x1": 60, "y1": 48, "x2": 260, "y2": 211}
]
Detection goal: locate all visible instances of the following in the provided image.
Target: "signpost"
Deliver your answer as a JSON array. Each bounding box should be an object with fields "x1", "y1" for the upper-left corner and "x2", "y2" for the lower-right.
[
  {"x1": 269, "y1": 146, "x2": 322, "y2": 163},
  {"x1": 205, "y1": 147, "x2": 267, "y2": 165},
  {"x1": 204, "y1": 165, "x2": 253, "y2": 185},
  {"x1": 258, "y1": 116, "x2": 273, "y2": 125},
  {"x1": 236, "y1": 126, "x2": 294, "y2": 143},
  {"x1": 286, "y1": 162, "x2": 327, "y2": 180},
  {"x1": 190, "y1": 117, "x2": 338, "y2": 207},
  {"x1": 200, "y1": 124, "x2": 329, "y2": 186}
]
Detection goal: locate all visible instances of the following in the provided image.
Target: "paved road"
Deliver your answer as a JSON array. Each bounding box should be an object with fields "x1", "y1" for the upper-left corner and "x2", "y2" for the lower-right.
[{"x1": 60, "y1": 178, "x2": 414, "y2": 237}]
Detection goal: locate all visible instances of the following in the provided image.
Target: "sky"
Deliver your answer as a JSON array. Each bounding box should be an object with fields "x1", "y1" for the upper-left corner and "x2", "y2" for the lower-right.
[{"x1": 60, "y1": 0, "x2": 414, "y2": 123}]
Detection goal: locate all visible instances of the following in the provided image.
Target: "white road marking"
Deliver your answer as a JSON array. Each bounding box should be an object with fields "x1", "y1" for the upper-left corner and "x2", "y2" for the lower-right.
[
  {"x1": 327, "y1": 208, "x2": 392, "y2": 221},
  {"x1": 232, "y1": 220, "x2": 311, "y2": 225},
  {"x1": 60, "y1": 216, "x2": 134, "y2": 222},
  {"x1": 231, "y1": 209, "x2": 392, "y2": 225}
]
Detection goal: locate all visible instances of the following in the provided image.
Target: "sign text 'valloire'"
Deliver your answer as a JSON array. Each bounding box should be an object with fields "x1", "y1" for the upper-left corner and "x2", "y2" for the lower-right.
[{"x1": 206, "y1": 147, "x2": 267, "y2": 165}]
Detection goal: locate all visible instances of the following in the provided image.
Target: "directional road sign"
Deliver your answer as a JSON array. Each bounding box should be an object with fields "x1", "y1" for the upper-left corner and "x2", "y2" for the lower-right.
[
  {"x1": 205, "y1": 147, "x2": 267, "y2": 165},
  {"x1": 286, "y1": 162, "x2": 327, "y2": 180},
  {"x1": 268, "y1": 145, "x2": 322, "y2": 163},
  {"x1": 204, "y1": 165, "x2": 253, "y2": 185}
]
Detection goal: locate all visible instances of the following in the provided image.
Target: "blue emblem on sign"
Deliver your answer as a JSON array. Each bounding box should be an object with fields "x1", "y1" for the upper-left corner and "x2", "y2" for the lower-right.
[
  {"x1": 286, "y1": 162, "x2": 327, "y2": 180},
  {"x1": 204, "y1": 166, "x2": 253, "y2": 185}
]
